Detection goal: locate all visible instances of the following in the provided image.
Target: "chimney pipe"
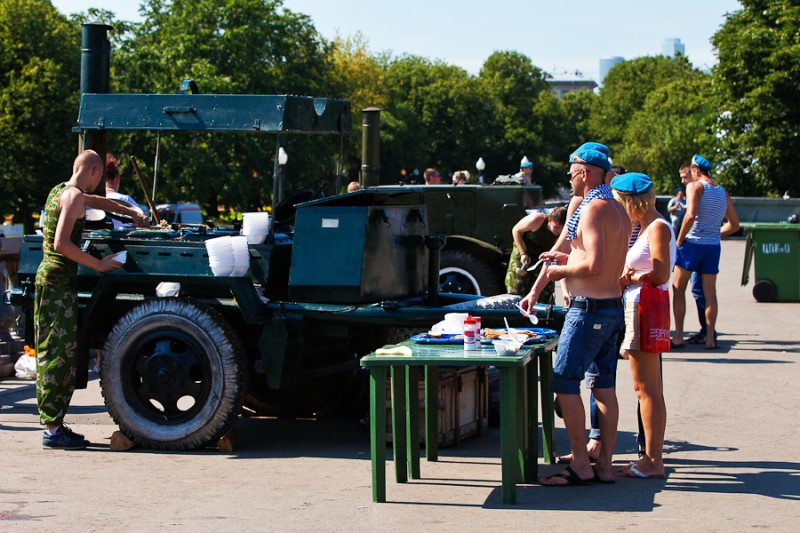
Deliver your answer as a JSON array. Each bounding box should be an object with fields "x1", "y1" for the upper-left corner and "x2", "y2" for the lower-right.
[
  {"x1": 80, "y1": 22, "x2": 113, "y2": 194},
  {"x1": 360, "y1": 107, "x2": 381, "y2": 187}
]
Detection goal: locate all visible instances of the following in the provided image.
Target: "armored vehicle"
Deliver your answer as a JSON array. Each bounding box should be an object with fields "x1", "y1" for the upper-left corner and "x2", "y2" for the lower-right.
[{"x1": 9, "y1": 25, "x2": 565, "y2": 450}]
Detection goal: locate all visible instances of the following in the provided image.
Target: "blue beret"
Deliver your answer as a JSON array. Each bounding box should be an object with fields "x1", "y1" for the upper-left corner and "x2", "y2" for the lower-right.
[
  {"x1": 692, "y1": 154, "x2": 712, "y2": 173},
  {"x1": 577, "y1": 142, "x2": 610, "y2": 156},
  {"x1": 611, "y1": 172, "x2": 653, "y2": 194},
  {"x1": 569, "y1": 148, "x2": 611, "y2": 172}
]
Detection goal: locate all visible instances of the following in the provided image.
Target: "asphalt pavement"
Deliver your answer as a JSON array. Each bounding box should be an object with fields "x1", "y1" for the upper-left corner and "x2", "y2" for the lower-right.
[{"x1": 1, "y1": 238, "x2": 798, "y2": 531}]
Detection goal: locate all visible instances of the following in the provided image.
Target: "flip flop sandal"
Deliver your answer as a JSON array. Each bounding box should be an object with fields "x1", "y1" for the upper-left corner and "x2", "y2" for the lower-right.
[
  {"x1": 541, "y1": 465, "x2": 595, "y2": 486},
  {"x1": 620, "y1": 466, "x2": 665, "y2": 479},
  {"x1": 556, "y1": 454, "x2": 598, "y2": 464},
  {"x1": 687, "y1": 333, "x2": 706, "y2": 344}
]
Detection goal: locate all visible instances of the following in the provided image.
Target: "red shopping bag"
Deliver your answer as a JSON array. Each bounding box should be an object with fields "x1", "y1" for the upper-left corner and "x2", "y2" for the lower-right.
[{"x1": 638, "y1": 278, "x2": 671, "y2": 353}]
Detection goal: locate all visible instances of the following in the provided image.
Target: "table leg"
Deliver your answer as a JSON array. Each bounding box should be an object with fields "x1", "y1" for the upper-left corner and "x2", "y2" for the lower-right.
[
  {"x1": 539, "y1": 350, "x2": 556, "y2": 464},
  {"x1": 525, "y1": 357, "x2": 539, "y2": 483},
  {"x1": 370, "y1": 366, "x2": 387, "y2": 502},
  {"x1": 406, "y1": 366, "x2": 420, "y2": 479},
  {"x1": 499, "y1": 367, "x2": 522, "y2": 505},
  {"x1": 424, "y1": 366, "x2": 439, "y2": 461},
  {"x1": 391, "y1": 366, "x2": 408, "y2": 483}
]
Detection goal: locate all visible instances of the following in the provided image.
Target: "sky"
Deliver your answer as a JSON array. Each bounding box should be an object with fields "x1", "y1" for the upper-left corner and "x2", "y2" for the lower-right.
[{"x1": 51, "y1": 0, "x2": 742, "y2": 81}]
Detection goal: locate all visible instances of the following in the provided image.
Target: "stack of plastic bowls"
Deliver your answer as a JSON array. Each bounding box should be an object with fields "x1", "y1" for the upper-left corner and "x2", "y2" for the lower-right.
[
  {"x1": 205, "y1": 236, "x2": 235, "y2": 276},
  {"x1": 230, "y1": 236, "x2": 250, "y2": 276},
  {"x1": 242, "y1": 212, "x2": 271, "y2": 244}
]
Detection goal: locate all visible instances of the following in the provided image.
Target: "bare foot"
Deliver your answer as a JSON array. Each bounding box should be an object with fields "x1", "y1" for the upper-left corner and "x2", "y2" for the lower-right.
[
  {"x1": 556, "y1": 441, "x2": 600, "y2": 464},
  {"x1": 619, "y1": 457, "x2": 665, "y2": 479}
]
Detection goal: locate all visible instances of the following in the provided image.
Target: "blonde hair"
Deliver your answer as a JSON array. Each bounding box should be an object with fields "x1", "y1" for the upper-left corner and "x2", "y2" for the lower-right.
[{"x1": 612, "y1": 188, "x2": 656, "y2": 222}]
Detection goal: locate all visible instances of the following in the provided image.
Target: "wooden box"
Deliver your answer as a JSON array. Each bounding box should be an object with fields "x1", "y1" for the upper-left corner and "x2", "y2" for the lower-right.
[{"x1": 386, "y1": 366, "x2": 488, "y2": 447}]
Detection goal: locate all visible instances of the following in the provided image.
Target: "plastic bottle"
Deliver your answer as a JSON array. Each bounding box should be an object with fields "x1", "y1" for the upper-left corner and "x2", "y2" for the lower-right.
[{"x1": 464, "y1": 316, "x2": 479, "y2": 351}]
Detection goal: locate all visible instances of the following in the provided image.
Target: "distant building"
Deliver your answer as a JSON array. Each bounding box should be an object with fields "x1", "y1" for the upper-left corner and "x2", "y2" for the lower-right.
[
  {"x1": 599, "y1": 56, "x2": 624, "y2": 86},
  {"x1": 547, "y1": 77, "x2": 598, "y2": 99},
  {"x1": 662, "y1": 38, "x2": 685, "y2": 56}
]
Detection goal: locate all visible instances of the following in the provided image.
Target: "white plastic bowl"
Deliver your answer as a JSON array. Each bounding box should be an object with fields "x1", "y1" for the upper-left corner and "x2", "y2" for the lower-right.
[
  {"x1": 242, "y1": 212, "x2": 271, "y2": 235},
  {"x1": 209, "y1": 262, "x2": 234, "y2": 277},
  {"x1": 245, "y1": 232, "x2": 267, "y2": 244},
  {"x1": 230, "y1": 236, "x2": 250, "y2": 276},
  {"x1": 493, "y1": 339, "x2": 522, "y2": 356}
]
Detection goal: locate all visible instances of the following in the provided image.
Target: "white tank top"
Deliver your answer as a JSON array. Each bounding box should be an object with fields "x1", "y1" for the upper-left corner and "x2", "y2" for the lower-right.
[{"x1": 623, "y1": 218, "x2": 677, "y2": 302}]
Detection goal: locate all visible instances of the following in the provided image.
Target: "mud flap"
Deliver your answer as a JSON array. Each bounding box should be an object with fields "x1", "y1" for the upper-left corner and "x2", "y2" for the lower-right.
[{"x1": 257, "y1": 318, "x2": 288, "y2": 389}]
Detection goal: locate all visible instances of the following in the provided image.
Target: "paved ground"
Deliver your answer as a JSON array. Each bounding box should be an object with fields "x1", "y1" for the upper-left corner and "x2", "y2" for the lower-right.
[{"x1": 1, "y1": 238, "x2": 798, "y2": 531}]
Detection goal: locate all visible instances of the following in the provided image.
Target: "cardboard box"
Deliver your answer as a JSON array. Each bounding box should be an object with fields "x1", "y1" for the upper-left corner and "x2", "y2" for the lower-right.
[{"x1": 386, "y1": 366, "x2": 488, "y2": 447}]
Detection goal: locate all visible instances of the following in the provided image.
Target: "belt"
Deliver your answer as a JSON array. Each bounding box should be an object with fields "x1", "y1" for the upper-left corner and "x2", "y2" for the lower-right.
[{"x1": 569, "y1": 297, "x2": 623, "y2": 311}]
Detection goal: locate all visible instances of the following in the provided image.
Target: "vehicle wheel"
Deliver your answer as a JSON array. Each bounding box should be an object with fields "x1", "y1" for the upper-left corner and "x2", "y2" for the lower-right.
[
  {"x1": 753, "y1": 279, "x2": 777, "y2": 302},
  {"x1": 101, "y1": 299, "x2": 246, "y2": 450},
  {"x1": 439, "y1": 249, "x2": 503, "y2": 296}
]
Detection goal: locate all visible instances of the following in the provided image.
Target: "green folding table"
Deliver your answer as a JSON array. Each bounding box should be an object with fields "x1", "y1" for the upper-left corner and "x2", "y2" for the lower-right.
[{"x1": 361, "y1": 337, "x2": 558, "y2": 505}]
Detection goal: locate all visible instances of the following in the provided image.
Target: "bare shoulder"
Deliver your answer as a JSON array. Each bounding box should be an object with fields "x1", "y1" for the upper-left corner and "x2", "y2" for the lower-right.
[{"x1": 583, "y1": 197, "x2": 621, "y2": 217}]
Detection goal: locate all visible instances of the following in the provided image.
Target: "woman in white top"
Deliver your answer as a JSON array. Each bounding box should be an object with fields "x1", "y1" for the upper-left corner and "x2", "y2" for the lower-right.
[{"x1": 612, "y1": 173, "x2": 676, "y2": 480}]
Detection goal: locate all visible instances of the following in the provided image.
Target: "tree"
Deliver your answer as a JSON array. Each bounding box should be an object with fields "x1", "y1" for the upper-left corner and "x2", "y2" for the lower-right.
[
  {"x1": 713, "y1": 0, "x2": 800, "y2": 196},
  {"x1": 592, "y1": 55, "x2": 697, "y2": 153},
  {"x1": 327, "y1": 33, "x2": 389, "y2": 185},
  {"x1": 618, "y1": 74, "x2": 716, "y2": 193},
  {"x1": 111, "y1": 0, "x2": 336, "y2": 215},
  {"x1": 381, "y1": 55, "x2": 492, "y2": 182},
  {"x1": 0, "y1": 0, "x2": 80, "y2": 229},
  {"x1": 478, "y1": 51, "x2": 551, "y2": 177}
]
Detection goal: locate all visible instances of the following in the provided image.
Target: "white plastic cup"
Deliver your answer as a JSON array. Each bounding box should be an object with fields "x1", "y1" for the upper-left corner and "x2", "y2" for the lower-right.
[{"x1": 110, "y1": 250, "x2": 127, "y2": 264}]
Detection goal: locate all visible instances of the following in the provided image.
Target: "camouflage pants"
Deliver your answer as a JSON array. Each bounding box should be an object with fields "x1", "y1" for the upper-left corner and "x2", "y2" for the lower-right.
[
  {"x1": 504, "y1": 249, "x2": 555, "y2": 303},
  {"x1": 34, "y1": 284, "x2": 78, "y2": 426}
]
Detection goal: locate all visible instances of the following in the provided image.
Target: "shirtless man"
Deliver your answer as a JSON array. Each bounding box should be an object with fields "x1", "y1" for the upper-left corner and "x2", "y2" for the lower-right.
[
  {"x1": 534, "y1": 147, "x2": 631, "y2": 485},
  {"x1": 520, "y1": 142, "x2": 621, "y2": 466}
]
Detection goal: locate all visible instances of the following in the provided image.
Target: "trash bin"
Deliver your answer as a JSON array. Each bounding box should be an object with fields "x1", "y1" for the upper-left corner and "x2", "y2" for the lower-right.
[{"x1": 741, "y1": 223, "x2": 800, "y2": 302}]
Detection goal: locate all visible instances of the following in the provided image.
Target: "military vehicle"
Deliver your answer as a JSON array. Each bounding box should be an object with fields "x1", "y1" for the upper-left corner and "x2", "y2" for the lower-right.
[{"x1": 9, "y1": 24, "x2": 565, "y2": 450}]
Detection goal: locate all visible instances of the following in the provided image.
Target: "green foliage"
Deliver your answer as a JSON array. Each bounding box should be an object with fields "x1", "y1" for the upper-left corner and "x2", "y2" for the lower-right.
[
  {"x1": 0, "y1": 0, "x2": 79, "y2": 228},
  {"x1": 6, "y1": 0, "x2": 795, "y2": 222},
  {"x1": 381, "y1": 55, "x2": 492, "y2": 182},
  {"x1": 713, "y1": 0, "x2": 800, "y2": 196},
  {"x1": 618, "y1": 74, "x2": 716, "y2": 193},
  {"x1": 111, "y1": 0, "x2": 335, "y2": 214},
  {"x1": 593, "y1": 55, "x2": 697, "y2": 153}
]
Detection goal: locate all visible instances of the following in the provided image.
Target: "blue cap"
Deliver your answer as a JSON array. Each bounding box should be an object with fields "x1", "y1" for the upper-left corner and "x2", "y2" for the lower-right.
[
  {"x1": 577, "y1": 142, "x2": 610, "y2": 156},
  {"x1": 569, "y1": 148, "x2": 611, "y2": 172},
  {"x1": 610, "y1": 172, "x2": 653, "y2": 194},
  {"x1": 520, "y1": 161, "x2": 533, "y2": 168},
  {"x1": 673, "y1": 186, "x2": 682, "y2": 194},
  {"x1": 692, "y1": 154, "x2": 712, "y2": 173}
]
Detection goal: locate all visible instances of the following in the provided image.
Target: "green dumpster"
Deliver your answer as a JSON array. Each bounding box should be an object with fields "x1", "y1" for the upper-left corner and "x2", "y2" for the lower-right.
[{"x1": 741, "y1": 223, "x2": 800, "y2": 302}]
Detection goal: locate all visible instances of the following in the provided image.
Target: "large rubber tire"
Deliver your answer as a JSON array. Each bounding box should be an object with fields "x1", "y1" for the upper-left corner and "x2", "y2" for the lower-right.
[
  {"x1": 101, "y1": 299, "x2": 246, "y2": 450},
  {"x1": 439, "y1": 249, "x2": 503, "y2": 296},
  {"x1": 753, "y1": 279, "x2": 777, "y2": 302}
]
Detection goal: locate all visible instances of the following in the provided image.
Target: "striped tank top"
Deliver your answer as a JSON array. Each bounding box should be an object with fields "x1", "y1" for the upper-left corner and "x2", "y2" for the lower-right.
[{"x1": 686, "y1": 181, "x2": 728, "y2": 245}]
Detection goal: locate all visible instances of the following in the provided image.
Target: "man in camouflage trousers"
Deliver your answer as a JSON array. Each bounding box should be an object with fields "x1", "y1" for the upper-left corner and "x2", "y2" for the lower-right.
[{"x1": 35, "y1": 150, "x2": 146, "y2": 449}]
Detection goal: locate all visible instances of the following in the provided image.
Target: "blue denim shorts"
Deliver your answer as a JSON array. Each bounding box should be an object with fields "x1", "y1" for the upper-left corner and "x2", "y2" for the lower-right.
[
  {"x1": 675, "y1": 240, "x2": 721, "y2": 275},
  {"x1": 552, "y1": 300, "x2": 624, "y2": 394}
]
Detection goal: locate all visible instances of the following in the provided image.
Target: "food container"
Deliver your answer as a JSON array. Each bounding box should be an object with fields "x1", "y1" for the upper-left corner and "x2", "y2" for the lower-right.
[
  {"x1": 492, "y1": 339, "x2": 522, "y2": 356},
  {"x1": 443, "y1": 312, "x2": 469, "y2": 334}
]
